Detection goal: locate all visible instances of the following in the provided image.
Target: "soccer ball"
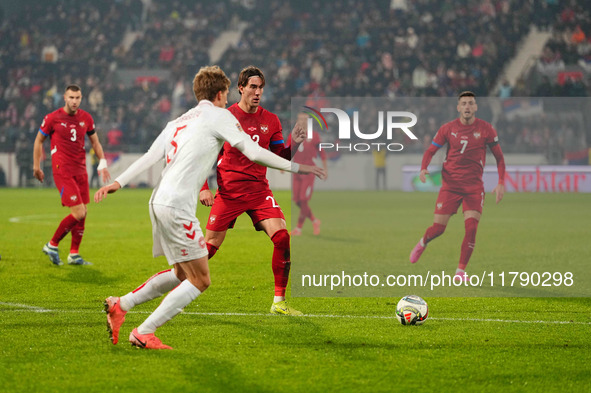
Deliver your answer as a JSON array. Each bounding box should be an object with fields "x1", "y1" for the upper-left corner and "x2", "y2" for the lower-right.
[{"x1": 395, "y1": 295, "x2": 428, "y2": 325}]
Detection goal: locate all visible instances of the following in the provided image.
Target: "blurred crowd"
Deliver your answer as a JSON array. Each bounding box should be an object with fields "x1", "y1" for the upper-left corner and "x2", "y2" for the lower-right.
[{"x1": 0, "y1": 0, "x2": 589, "y2": 181}]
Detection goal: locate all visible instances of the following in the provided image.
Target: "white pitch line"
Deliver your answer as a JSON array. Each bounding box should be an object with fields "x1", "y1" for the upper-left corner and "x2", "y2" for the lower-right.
[
  {"x1": 0, "y1": 302, "x2": 53, "y2": 312},
  {"x1": 1, "y1": 305, "x2": 590, "y2": 325},
  {"x1": 8, "y1": 214, "x2": 59, "y2": 224}
]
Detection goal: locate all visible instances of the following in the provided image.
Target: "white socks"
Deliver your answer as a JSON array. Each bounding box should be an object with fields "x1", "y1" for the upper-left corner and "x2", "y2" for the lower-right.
[
  {"x1": 137, "y1": 279, "x2": 201, "y2": 334},
  {"x1": 273, "y1": 296, "x2": 285, "y2": 303},
  {"x1": 119, "y1": 269, "x2": 181, "y2": 312}
]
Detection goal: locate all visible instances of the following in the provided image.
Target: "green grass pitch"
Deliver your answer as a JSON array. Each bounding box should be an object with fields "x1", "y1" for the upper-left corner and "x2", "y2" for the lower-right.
[{"x1": 1, "y1": 188, "x2": 590, "y2": 392}]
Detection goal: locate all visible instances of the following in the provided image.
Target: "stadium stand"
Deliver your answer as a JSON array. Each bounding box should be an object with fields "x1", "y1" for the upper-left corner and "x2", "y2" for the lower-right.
[{"x1": 0, "y1": 0, "x2": 588, "y2": 162}]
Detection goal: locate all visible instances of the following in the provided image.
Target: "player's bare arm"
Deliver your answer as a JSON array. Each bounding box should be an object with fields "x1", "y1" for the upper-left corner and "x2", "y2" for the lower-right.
[
  {"x1": 33, "y1": 132, "x2": 47, "y2": 182},
  {"x1": 94, "y1": 181, "x2": 121, "y2": 203},
  {"x1": 88, "y1": 133, "x2": 111, "y2": 183}
]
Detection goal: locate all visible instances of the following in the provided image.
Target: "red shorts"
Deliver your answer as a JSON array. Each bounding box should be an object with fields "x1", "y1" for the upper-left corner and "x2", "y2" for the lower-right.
[
  {"x1": 292, "y1": 173, "x2": 316, "y2": 202},
  {"x1": 206, "y1": 190, "x2": 285, "y2": 231},
  {"x1": 53, "y1": 172, "x2": 89, "y2": 207},
  {"x1": 434, "y1": 189, "x2": 484, "y2": 215}
]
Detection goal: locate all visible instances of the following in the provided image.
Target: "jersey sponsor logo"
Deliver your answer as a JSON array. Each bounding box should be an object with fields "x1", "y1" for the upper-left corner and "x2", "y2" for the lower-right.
[
  {"x1": 473, "y1": 131, "x2": 481, "y2": 139},
  {"x1": 60, "y1": 122, "x2": 67, "y2": 128},
  {"x1": 451, "y1": 132, "x2": 457, "y2": 138},
  {"x1": 247, "y1": 126, "x2": 257, "y2": 132},
  {"x1": 260, "y1": 124, "x2": 269, "y2": 134},
  {"x1": 181, "y1": 249, "x2": 189, "y2": 256}
]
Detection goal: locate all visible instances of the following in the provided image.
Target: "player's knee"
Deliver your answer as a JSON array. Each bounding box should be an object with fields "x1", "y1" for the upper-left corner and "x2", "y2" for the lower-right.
[
  {"x1": 188, "y1": 274, "x2": 210, "y2": 292},
  {"x1": 433, "y1": 223, "x2": 446, "y2": 236},
  {"x1": 71, "y1": 205, "x2": 87, "y2": 220},
  {"x1": 271, "y1": 229, "x2": 290, "y2": 250}
]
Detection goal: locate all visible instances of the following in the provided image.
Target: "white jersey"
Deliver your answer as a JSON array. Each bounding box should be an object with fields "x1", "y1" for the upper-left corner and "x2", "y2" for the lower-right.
[{"x1": 115, "y1": 100, "x2": 297, "y2": 214}]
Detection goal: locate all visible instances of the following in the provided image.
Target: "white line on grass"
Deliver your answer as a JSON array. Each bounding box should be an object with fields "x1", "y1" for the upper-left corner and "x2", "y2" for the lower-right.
[
  {"x1": 0, "y1": 302, "x2": 52, "y2": 312},
  {"x1": 8, "y1": 214, "x2": 59, "y2": 224},
  {"x1": 1, "y1": 304, "x2": 590, "y2": 325}
]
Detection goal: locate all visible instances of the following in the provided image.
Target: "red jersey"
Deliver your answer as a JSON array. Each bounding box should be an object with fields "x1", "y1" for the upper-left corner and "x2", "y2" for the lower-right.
[
  {"x1": 289, "y1": 131, "x2": 326, "y2": 165},
  {"x1": 430, "y1": 118, "x2": 498, "y2": 193},
  {"x1": 216, "y1": 103, "x2": 285, "y2": 197},
  {"x1": 40, "y1": 108, "x2": 95, "y2": 175}
]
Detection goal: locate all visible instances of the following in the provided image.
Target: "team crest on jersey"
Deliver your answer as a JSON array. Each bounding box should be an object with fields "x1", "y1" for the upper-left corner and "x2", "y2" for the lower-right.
[
  {"x1": 473, "y1": 131, "x2": 481, "y2": 139},
  {"x1": 70, "y1": 195, "x2": 78, "y2": 202},
  {"x1": 436, "y1": 202, "x2": 443, "y2": 210},
  {"x1": 79, "y1": 122, "x2": 85, "y2": 127},
  {"x1": 209, "y1": 215, "x2": 217, "y2": 224},
  {"x1": 260, "y1": 124, "x2": 269, "y2": 134}
]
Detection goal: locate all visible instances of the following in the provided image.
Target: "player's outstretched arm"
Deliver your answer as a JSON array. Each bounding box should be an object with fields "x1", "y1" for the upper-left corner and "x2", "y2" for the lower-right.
[
  {"x1": 234, "y1": 137, "x2": 327, "y2": 178},
  {"x1": 297, "y1": 164, "x2": 327, "y2": 180},
  {"x1": 32, "y1": 132, "x2": 46, "y2": 183},
  {"x1": 94, "y1": 181, "x2": 121, "y2": 203}
]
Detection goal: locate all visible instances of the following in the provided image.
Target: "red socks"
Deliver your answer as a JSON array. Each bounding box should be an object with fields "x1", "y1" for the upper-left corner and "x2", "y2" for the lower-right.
[
  {"x1": 422, "y1": 223, "x2": 446, "y2": 245},
  {"x1": 206, "y1": 242, "x2": 218, "y2": 260},
  {"x1": 271, "y1": 229, "x2": 291, "y2": 297},
  {"x1": 70, "y1": 217, "x2": 85, "y2": 254},
  {"x1": 50, "y1": 214, "x2": 80, "y2": 247},
  {"x1": 458, "y1": 218, "x2": 479, "y2": 270}
]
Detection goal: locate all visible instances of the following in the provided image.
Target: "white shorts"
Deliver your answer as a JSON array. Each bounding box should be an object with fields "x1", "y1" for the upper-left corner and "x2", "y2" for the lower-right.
[{"x1": 149, "y1": 204, "x2": 208, "y2": 265}]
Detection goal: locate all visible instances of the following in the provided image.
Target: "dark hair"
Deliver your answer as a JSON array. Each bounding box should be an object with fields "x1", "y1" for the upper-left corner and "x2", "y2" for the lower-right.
[
  {"x1": 192, "y1": 65, "x2": 231, "y2": 101},
  {"x1": 65, "y1": 84, "x2": 82, "y2": 93},
  {"x1": 458, "y1": 91, "x2": 475, "y2": 100},
  {"x1": 237, "y1": 65, "x2": 265, "y2": 94}
]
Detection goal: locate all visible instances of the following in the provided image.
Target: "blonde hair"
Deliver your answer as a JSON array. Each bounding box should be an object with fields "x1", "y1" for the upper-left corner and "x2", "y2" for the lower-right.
[{"x1": 192, "y1": 66, "x2": 231, "y2": 102}]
